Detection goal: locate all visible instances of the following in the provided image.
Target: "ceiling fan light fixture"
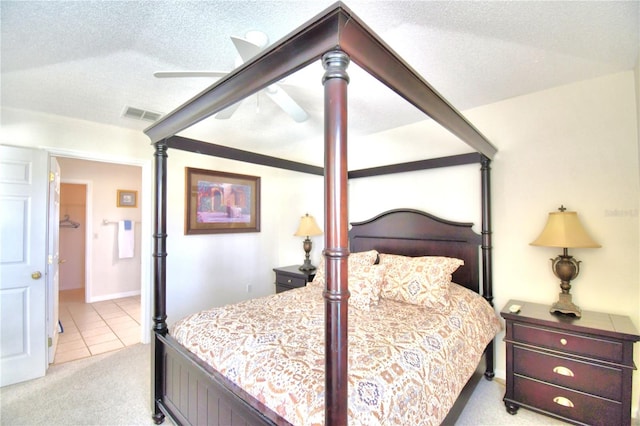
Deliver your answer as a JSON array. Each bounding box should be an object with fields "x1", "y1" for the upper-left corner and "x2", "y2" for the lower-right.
[
  {"x1": 244, "y1": 30, "x2": 269, "y2": 48},
  {"x1": 154, "y1": 29, "x2": 307, "y2": 123}
]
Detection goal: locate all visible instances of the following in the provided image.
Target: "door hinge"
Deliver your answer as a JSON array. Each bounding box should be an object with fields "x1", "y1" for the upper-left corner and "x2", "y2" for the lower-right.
[
  {"x1": 48, "y1": 337, "x2": 52, "y2": 347},
  {"x1": 48, "y1": 254, "x2": 53, "y2": 265},
  {"x1": 49, "y1": 171, "x2": 55, "y2": 182}
]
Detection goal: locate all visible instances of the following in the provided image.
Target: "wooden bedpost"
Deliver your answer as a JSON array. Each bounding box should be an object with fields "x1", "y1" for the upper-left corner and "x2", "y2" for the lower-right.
[
  {"x1": 480, "y1": 154, "x2": 495, "y2": 380},
  {"x1": 152, "y1": 140, "x2": 168, "y2": 424},
  {"x1": 480, "y1": 155, "x2": 493, "y2": 306},
  {"x1": 322, "y1": 49, "x2": 350, "y2": 426}
]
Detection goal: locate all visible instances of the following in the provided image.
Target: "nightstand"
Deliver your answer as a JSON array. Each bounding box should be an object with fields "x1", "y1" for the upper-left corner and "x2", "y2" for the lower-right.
[
  {"x1": 273, "y1": 265, "x2": 315, "y2": 293},
  {"x1": 501, "y1": 300, "x2": 639, "y2": 425}
]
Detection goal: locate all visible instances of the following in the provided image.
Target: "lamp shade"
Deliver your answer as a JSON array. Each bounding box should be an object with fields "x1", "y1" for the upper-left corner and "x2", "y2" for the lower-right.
[
  {"x1": 530, "y1": 210, "x2": 601, "y2": 249},
  {"x1": 294, "y1": 214, "x2": 323, "y2": 237}
]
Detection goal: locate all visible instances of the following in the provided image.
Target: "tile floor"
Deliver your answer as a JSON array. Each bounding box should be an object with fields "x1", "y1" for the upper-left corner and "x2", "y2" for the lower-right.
[{"x1": 54, "y1": 289, "x2": 141, "y2": 364}]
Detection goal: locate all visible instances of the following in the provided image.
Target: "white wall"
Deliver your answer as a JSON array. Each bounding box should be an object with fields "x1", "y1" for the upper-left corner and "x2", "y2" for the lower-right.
[
  {"x1": 1, "y1": 108, "x2": 154, "y2": 159},
  {"x1": 476, "y1": 70, "x2": 638, "y2": 316},
  {"x1": 351, "y1": 70, "x2": 640, "y2": 416},
  {"x1": 160, "y1": 148, "x2": 323, "y2": 322},
  {"x1": 0, "y1": 107, "x2": 323, "y2": 323}
]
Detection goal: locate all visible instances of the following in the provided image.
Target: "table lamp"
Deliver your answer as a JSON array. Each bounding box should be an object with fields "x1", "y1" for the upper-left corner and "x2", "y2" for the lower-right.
[
  {"x1": 294, "y1": 213, "x2": 323, "y2": 271},
  {"x1": 530, "y1": 205, "x2": 601, "y2": 318}
]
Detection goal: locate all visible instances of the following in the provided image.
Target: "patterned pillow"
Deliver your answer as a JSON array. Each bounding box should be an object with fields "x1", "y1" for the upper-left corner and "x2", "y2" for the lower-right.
[
  {"x1": 308, "y1": 250, "x2": 378, "y2": 289},
  {"x1": 348, "y1": 263, "x2": 386, "y2": 311},
  {"x1": 350, "y1": 249, "x2": 379, "y2": 266},
  {"x1": 378, "y1": 254, "x2": 464, "y2": 309},
  {"x1": 307, "y1": 257, "x2": 325, "y2": 289}
]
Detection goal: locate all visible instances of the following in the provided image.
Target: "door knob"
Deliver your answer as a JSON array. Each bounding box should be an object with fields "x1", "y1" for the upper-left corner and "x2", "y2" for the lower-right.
[
  {"x1": 58, "y1": 259, "x2": 66, "y2": 264},
  {"x1": 31, "y1": 271, "x2": 42, "y2": 279}
]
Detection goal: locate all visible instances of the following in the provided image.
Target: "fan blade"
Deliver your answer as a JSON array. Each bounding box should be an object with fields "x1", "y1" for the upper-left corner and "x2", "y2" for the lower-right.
[
  {"x1": 215, "y1": 101, "x2": 243, "y2": 119},
  {"x1": 230, "y1": 36, "x2": 263, "y2": 63},
  {"x1": 264, "y1": 85, "x2": 308, "y2": 123},
  {"x1": 153, "y1": 71, "x2": 228, "y2": 78}
]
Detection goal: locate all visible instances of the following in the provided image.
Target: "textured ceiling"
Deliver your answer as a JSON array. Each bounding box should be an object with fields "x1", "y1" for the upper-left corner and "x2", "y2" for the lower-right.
[{"x1": 1, "y1": 1, "x2": 638, "y2": 164}]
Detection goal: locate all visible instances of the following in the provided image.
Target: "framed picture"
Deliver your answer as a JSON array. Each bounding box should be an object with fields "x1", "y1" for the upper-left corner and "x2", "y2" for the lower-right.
[
  {"x1": 185, "y1": 167, "x2": 260, "y2": 235},
  {"x1": 117, "y1": 190, "x2": 137, "y2": 208}
]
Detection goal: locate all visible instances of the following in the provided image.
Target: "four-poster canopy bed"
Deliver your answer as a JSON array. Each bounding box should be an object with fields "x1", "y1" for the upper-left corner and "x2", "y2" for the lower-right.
[{"x1": 144, "y1": 2, "x2": 499, "y2": 425}]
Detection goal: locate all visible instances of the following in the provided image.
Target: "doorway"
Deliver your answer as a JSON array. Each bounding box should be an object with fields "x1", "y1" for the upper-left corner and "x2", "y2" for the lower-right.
[
  {"x1": 52, "y1": 157, "x2": 149, "y2": 363},
  {"x1": 1, "y1": 146, "x2": 151, "y2": 385},
  {"x1": 55, "y1": 181, "x2": 141, "y2": 363}
]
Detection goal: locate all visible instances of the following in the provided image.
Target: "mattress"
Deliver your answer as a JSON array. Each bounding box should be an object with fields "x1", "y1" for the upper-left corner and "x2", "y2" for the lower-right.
[{"x1": 171, "y1": 283, "x2": 501, "y2": 425}]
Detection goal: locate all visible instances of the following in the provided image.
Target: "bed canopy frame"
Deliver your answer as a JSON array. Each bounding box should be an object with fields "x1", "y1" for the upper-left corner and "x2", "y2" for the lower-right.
[{"x1": 144, "y1": 2, "x2": 497, "y2": 425}]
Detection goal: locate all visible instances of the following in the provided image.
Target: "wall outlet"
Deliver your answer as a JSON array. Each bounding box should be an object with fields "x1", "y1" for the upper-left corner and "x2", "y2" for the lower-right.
[{"x1": 246, "y1": 284, "x2": 252, "y2": 293}]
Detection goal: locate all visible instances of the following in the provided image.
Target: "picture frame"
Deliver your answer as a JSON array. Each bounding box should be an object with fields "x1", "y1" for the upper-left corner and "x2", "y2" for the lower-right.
[
  {"x1": 117, "y1": 190, "x2": 137, "y2": 208},
  {"x1": 185, "y1": 167, "x2": 260, "y2": 235}
]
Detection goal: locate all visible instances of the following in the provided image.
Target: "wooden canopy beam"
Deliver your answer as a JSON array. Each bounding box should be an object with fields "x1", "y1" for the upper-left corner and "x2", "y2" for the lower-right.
[{"x1": 144, "y1": 2, "x2": 497, "y2": 159}]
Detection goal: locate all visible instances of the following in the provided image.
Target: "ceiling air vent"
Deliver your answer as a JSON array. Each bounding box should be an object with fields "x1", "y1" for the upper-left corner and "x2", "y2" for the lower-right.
[{"x1": 122, "y1": 106, "x2": 162, "y2": 122}]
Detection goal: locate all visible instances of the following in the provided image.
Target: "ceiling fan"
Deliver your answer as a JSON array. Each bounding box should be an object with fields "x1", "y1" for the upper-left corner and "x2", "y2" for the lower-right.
[{"x1": 154, "y1": 31, "x2": 308, "y2": 123}]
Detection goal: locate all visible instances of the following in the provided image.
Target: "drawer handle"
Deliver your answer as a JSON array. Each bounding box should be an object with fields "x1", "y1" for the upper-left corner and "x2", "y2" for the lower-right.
[
  {"x1": 287, "y1": 279, "x2": 292, "y2": 283},
  {"x1": 560, "y1": 338, "x2": 568, "y2": 346},
  {"x1": 553, "y1": 366, "x2": 575, "y2": 377},
  {"x1": 553, "y1": 396, "x2": 574, "y2": 408}
]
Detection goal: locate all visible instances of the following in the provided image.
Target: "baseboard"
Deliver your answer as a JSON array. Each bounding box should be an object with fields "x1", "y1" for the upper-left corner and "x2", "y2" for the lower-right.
[
  {"x1": 493, "y1": 368, "x2": 506, "y2": 382},
  {"x1": 88, "y1": 290, "x2": 141, "y2": 303}
]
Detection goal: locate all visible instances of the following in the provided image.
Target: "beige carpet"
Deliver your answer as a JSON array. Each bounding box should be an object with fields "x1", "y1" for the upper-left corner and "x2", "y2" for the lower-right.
[
  {"x1": 1, "y1": 343, "x2": 572, "y2": 425},
  {"x1": 454, "y1": 377, "x2": 567, "y2": 425},
  {"x1": 0, "y1": 344, "x2": 156, "y2": 425}
]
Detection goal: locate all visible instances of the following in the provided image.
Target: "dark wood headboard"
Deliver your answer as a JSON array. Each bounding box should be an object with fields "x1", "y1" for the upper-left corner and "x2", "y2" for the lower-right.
[{"x1": 348, "y1": 208, "x2": 482, "y2": 294}]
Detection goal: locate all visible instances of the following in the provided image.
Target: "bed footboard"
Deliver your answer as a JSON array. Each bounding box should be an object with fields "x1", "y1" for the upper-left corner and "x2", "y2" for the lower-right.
[
  {"x1": 152, "y1": 333, "x2": 495, "y2": 426},
  {"x1": 153, "y1": 332, "x2": 291, "y2": 426}
]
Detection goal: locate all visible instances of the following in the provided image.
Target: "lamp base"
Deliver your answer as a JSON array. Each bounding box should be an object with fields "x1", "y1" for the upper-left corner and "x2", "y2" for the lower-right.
[
  {"x1": 299, "y1": 260, "x2": 316, "y2": 271},
  {"x1": 550, "y1": 292, "x2": 581, "y2": 318},
  {"x1": 299, "y1": 237, "x2": 316, "y2": 271}
]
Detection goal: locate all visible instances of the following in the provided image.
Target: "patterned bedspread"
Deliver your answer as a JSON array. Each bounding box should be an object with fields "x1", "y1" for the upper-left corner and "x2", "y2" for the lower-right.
[{"x1": 171, "y1": 283, "x2": 501, "y2": 425}]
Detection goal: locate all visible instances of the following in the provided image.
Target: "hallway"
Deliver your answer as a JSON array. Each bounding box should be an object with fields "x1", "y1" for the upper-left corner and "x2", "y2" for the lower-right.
[{"x1": 54, "y1": 289, "x2": 141, "y2": 364}]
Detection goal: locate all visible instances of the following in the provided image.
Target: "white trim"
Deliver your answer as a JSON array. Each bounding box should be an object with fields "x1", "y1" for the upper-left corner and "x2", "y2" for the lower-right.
[
  {"x1": 42, "y1": 147, "x2": 147, "y2": 168},
  {"x1": 47, "y1": 147, "x2": 151, "y2": 344},
  {"x1": 88, "y1": 290, "x2": 141, "y2": 303}
]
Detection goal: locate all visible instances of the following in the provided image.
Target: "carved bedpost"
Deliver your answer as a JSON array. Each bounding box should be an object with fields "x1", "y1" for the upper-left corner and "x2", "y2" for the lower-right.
[
  {"x1": 480, "y1": 154, "x2": 495, "y2": 380},
  {"x1": 480, "y1": 155, "x2": 493, "y2": 306},
  {"x1": 152, "y1": 140, "x2": 168, "y2": 424},
  {"x1": 322, "y1": 49, "x2": 350, "y2": 426}
]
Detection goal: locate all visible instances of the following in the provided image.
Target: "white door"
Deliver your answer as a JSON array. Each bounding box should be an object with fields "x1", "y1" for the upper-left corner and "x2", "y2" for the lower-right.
[
  {"x1": 47, "y1": 157, "x2": 60, "y2": 363},
  {"x1": 0, "y1": 145, "x2": 48, "y2": 386}
]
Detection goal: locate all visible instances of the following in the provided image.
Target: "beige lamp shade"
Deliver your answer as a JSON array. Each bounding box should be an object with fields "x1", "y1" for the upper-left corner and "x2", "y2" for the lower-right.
[
  {"x1": 530, "y1": 210, "x2": 600, "y2": 249},
  {"x1": 294, "y1": 214, "x2": 323, "y2": 237}
]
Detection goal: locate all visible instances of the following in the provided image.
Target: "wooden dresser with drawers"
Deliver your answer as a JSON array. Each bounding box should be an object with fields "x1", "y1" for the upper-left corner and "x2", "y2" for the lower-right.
[{"x1": 501, "y1": 300, "x2": 639, "y2": 425}]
